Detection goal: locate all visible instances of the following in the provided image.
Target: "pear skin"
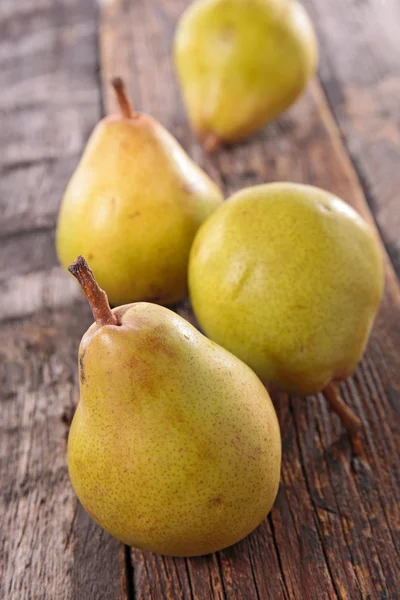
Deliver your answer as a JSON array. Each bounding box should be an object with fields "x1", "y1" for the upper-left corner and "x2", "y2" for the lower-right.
[
  {"x1": 174, "y1": 0, "x2": 318, "y2": 149},
  {"x1": 56, "y1": 79, "x2": 223, "y2": 306},
  {"x1": 67, "y1": 257, "x2": 281, "y2": 557},
  {"x1": 189, "y1": 183, "x2": 384, "y2": 428}
]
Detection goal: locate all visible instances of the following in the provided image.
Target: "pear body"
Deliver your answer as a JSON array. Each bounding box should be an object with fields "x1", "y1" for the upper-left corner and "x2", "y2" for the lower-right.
[
  {"x1": 174, "y1": 0, "x2": 317, "y2": 147},
  {"x1": 56, "y1": 114, "x2": 222, "y2": 306},
  {"x1": 189, "y1": 183, "x2": 384, "y2": 395},
  {"x1": 68, "y1": 303, "x2": 281, "y2": 556}
]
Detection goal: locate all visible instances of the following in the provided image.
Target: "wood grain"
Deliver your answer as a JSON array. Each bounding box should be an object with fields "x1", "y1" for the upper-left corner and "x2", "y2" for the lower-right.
[
  {"x1": 98, "y1": 0, "x2": 400, "y2": 598},
  {"x1": 303, "y1": 0, "x2": 400, "y2": 274},
  {"x1": 0, "y1": 1, "x2": 128, "y2": 598},
  {"x1": 1, "y1": 0, "x2": 400, "y2": 598}
]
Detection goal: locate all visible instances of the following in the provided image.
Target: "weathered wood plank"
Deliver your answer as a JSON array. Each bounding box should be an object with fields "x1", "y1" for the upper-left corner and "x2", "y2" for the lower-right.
[
  {"x1": 0, "y1": 0, "x2": 99, "y2": 237},
  {"x1": 0, "y1": 313, "x2": 128, "y2": 600},
  {"x1": 303, "y1": 0, "x2": 400, "y2": 274},
  {"x1": 0, "y1": 1, "x2": 128, "y2": 598},
  {"x1": 99, "y1": 0, "x2": 400, "y2": 598}
]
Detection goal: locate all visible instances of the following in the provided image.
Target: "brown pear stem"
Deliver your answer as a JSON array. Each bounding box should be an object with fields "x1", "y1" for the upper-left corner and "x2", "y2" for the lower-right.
[
  {"x1": 68, "y1": 256, "x2": 118, "y2": 327},
  {"x1": 322, "y1": 383, "x2": 362, "y2": 434},
  {"x1": 202, "y1": 132, "x2": 222, "y2": 153},
  {"x1": 111, "y1": 77, "x2": 136, "y2": 119}
]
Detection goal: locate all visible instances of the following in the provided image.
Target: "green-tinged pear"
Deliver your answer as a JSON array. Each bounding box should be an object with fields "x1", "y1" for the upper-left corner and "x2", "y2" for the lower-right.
[
  {"x1": 67, "y1": 257, "x2": 281, "y2": 557},
  {"x1": 174, "y1": 0, "x2": 318, "y2": 150},
  {"x1": 56, "y1": 79, "x2": 223, "y2": 306},
  {"x1": 189, "y1": 183, "x2": 384, "y2": 432}
]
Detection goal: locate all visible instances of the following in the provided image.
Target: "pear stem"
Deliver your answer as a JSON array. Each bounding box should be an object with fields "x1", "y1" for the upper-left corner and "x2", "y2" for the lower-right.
[
  {"x1": 68, "y1": 256, "x2": 119, "y2": 327},
  {"x1": 322, "y1": 383, "x2": 362, "y2": 434},
  {"x1": 202, "y1": 132, "x2": 222, "y2": 153},
  {"x1": 111, "y1": 77, "x2": 136, "y2": 119}
]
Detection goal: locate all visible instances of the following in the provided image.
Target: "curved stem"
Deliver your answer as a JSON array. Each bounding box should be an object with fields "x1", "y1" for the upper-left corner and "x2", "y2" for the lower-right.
[
  {"x1": 111, "y1": 77, "x2": 136, "y2": 119},
  {"x1": 68, "y1": 256, "x2": 119, "y2": 327},
  {"x1": 322, "y1": 383, "x2": 362, "y2": 434}
]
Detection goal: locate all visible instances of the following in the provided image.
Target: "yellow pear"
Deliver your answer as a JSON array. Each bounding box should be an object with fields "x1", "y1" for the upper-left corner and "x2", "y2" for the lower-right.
[
  {"x1": 67, "y1": 257, "x2": 281, "y2": 557},
  {"x1": 189, "y1": 183, "x2": 384, "y2": 431},
  {"x1": 174, "y1": 0, "x2": 318, "y2": 150},
  {"x1": 56, "y1": 79, "x2": 223, "y2": 306}
]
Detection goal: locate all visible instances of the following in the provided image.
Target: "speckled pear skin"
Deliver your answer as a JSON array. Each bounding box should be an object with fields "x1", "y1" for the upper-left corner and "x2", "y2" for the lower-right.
[
  {"x1": 68, "y1": 303, "x2": 281, "y2": 557},
  {"x1": 189, "y1": 183, "x2": 384, "y2": 395},
  {"x1": 56, "y1": 114, "x2": 223, "y2": 306},
  {"x1": 174, "y1": 0, "x2": 318, "y2": 146}
]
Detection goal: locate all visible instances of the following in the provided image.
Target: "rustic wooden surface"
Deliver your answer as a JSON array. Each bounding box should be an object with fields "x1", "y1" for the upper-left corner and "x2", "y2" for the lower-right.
[{"x1": 1, "y1": 0, "x2": 399, "y2": 598}]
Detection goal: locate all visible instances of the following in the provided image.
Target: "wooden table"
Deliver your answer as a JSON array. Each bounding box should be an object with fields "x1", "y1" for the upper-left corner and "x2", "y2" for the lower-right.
[{"x1": 1, "y1": 0, "x2": 400, "y2": 598}]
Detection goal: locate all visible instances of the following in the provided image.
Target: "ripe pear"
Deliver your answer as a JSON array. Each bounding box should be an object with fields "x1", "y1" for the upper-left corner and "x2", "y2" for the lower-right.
[
  {"x1": 56, "y1": 79, "x2": 223, "y2": 306},
  {"x1": 189, "y1": 183, "x2": 384, "y2": 431},
  {"x1": 174, "y1": 0, "x2": 318, "y2": 150},
  {"x1": 67, "y1": 256, "x2": 281, "y2": 557}
]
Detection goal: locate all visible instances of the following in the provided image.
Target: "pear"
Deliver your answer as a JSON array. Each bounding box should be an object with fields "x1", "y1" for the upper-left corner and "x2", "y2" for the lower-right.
[
  {"x1": 56, "y1": 78, "x2": 223, "y2": 306},
  {"x1": 189, "y1": 183, "x2": 384, "y2": 432},
  {"x1": 174, "y1": 0, "x2": 318, "y2": 150},
  {"x1": 67, "y1": 256, "x2": 281, "y2": 557}
]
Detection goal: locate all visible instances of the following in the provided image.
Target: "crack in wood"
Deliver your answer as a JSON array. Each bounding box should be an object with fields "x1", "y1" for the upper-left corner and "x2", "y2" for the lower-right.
[
  {"x1": 64, "y1": 501, "x2": 79, "y2": 550},
  {"x1": 289, "y1": 397, "x2": 341, "y2": 600},
  {"x1": 267, "y1": 515, "x2": 290, "y2": 600},
  {"x1": 183, "y1": 559, "x2": 195, "y2": 600},
  {"x1": 125, "y1": 546, "x2": 135, "y2": 600}
]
